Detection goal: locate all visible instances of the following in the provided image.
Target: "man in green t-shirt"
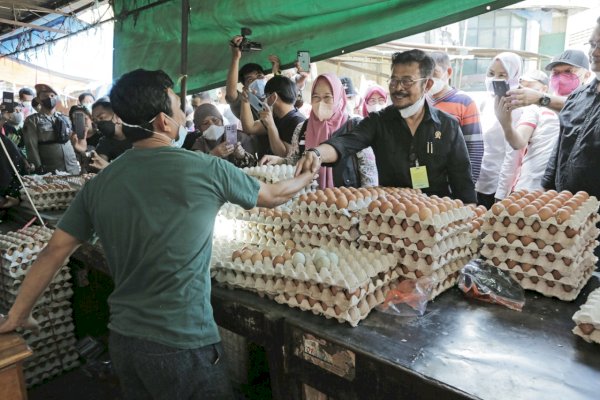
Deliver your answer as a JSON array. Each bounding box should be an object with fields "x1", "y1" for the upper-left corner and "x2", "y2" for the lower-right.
[{"x1": 0, "y1": 69, "x2": 318, "y2": 400}]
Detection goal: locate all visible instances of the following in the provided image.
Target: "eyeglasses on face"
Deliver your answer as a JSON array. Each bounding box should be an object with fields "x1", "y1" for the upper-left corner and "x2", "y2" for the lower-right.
[
  {"x1": 387, "y1": 77, "x2": 428, "y2": 89},
  {"x1": 367, "y1": 97, "x2": 387, "y2": 105}
]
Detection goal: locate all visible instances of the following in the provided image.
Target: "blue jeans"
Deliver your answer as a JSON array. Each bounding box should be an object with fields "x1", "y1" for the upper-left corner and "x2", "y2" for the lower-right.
[{"x1": 109, "y1": 331, "x2": 235, "y2": 400}]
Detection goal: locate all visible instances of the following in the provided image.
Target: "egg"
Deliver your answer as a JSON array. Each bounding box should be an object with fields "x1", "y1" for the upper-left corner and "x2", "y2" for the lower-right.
[
  {"x1": 548, "y1": 225, "x2": 558, "y2": 235},
  {"x1": 231, "y1": 250, "x2": 242, "y2": 261},
  {"x1": 368, "y1": 200, "x2": 382, "y2": 212},
  {"x1": 492, "y1": 232, "x2": 501, "y2": 241},
  {"x1": 531, "y1": 221, "x2": 541, "y2": 232},
  {"x1": 418, "y1": 207, "x2": 432, "y2": 221},
  {"x1": 251, "y1": 253, "x2": 264, "y2": 263},
  {"x1": 336, "y1": 196, "x2": 349, "y2": 209},
  {"x1": 491, "y1": 203, "x2": 505, "y2": 216},
  {"x1": 506, "y1": 233, "x2": 517, "y2": 244},
  {"x1": 535, "y1": 239, "x2": 546, "y2": 250},
  {"x1": 538, "y1": 207, "x2": 553, "y2": 221},
  {"x1": 240, "y1": 250, "x2": 253, "y2": 261},
  {"x1": 380, "y1": 201, "x2": 392, "y2": 214},
  {"x1": 521, "y1": 236, "x2": 533, "y2": 246},
  {"x1": 295, "y1": 294, "x2": 306, "y2": 303},
  {"x1": 414, "y1": 223, "x2": 422, "y2": 233},
  {"x1": 507, "y1": 204, "x2": 521, "y2": 216},
  {"x1": 261, "y1": 249, "x2": 272, "y2": 258},
  {"x1": 523, "y1": 205, "x2": 537, "y2": 217},
  {"x1": 556, "y1": 208, "x2": 571, "y2": 224},
  {"x1": 292, "y1": 252, "x2": 306, "y2": 265},
  {"x1": 392, "y1": 202, "x2": 406, "y2": 214},
  {"x1": 553, "y1": 243, "x2": 563, "y2": 252},
  {"x1": 565, "y1": 227, "x2": 577, "y2": 238},
  {"x1": 272, "y1": 255, "x2": 285, "y2": 266},
  {"x1": 406, "y1": 204, "x2": 419, "y2": 216},
  {"x1": 284, "y1": 239, "x2": 296, "y2": 249},
  {"x1": 502, "y1": 217, "x2": 511, "y2": 227}
]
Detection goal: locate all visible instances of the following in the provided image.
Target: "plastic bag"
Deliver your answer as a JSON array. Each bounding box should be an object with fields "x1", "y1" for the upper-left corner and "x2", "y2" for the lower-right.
[
  {"x1": 377, "y1": 277, "x2": 434, "y2": 317},
  {"x1": 458, "y1": 259, "x2": 525, "y2": 311}
]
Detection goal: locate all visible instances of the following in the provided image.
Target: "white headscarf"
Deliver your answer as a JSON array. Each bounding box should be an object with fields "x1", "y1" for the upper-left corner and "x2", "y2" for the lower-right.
[{"x1": 493, "y1": 52, "x2": 523, "y2": 89}]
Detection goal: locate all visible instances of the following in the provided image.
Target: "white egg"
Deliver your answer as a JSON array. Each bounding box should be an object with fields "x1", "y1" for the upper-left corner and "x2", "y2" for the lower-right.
[
  {"x1": 292, "y1": 252, "x2": 306, "y2": 265},
  {"x1": 315, "y1": 256, "x2": 331, "y2": 270}
]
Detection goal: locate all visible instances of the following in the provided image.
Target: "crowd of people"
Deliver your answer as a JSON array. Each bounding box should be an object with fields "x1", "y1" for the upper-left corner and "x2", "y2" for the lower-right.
[{"x1": 2, "y1": 17, "x2": 600, "y2": 400}]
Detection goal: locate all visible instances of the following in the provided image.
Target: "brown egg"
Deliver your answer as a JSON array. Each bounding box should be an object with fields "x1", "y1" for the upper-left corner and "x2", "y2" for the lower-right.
[
  {"x1": 334, "y1": 305, "x2": 343, "y2": 316},
  {"x1": 231, "y1": 250, "x2": 242, "y2": 261},
  {"x1": 307, "y1": 298, "x2": 318, "y2": 307},
  {"x1": 531, "y1": 221, "x2": 541, "y2": 232},
  {"x1": 406, "y1": 204, "x2": 419, "y2": 216},
  {"x1": 553, "y1": 243, "x2": 563, "y2": 252},
  {"x1": 522, "y1": 205, "x2": 538, "y2": 217},
  {"x1": 295, "y1": 294, "x2": 306, "y2": 303},
  {"x1": 548, "y1": 225, "x2": 558, "y2": 235},
  {"x1": 502, "y1": 217, "x2": 511, "y2": 227},
  {"x1": 491, "y1": 257, "x2": 501, "y2": 266},
  {"x1": 507, "y1": 204, "x2": 521, "y2": 216},
  {"x1": 251, "y1": 253, "x2": 264, "y2": 263},
  {"x1": 565, "y1": 227, "x2": 578, "y2": 238},
  {"x1": 336, "y1": 196, "x2": 349, "y2": 209},
  {"x1": 380, "y1": 201, "x2": 392, "y2": 213},
  {"x1": 392, "y1": 202, "x2": 406, "y2": 214},
  {"x1": 535, "y1": 239, "x2": 546, "y2": 250},
  {"x1": 538, "y1": 207, "x2": 553, "y2": 221},
  {"x1": 491, "y1": 203, "x2": 505, "y2": 216},
  {"x1": 299, "y1": 194, "x2": 308, "y2": 203},
  {"x1": 419, "y1": 207, "x2": 433, "y2": 221},
  {"x1": 272, "y1": 255, "x2": 285, "y2": 266},
  {"x1": 556, "y1": 208, "x2": 571, "y2": 224},
  {"x1": 240, "y1": 250, "x2": 253, "y2": 261},
  {"x1": 284, "y1": 239, "x2": 296, "y2": 249},
  {"x1": 368, "y1": 200, "x2": 382, "y2": 212},
  {"x1": 546, "y1": 190, "x2": 558, "y2": 198},
  {"x1": 506, "y1": 260, "x2": 517, "y2": 269},
  {"x1": 261, "y1": 249, "x2": 272, "y2": 258},
  {"x1": 347, "y1": 194, "x2": 357, "y2": 203},
  {"x1": 515, "y1": 199, "x2": 529, "y2": 208},
  {"x1": 414, "y1": 222, "x2": 422, "y2": 233},
  {"x1": 521, "y1": 236, "x2": 533, "y2": 246},
  {"x1": 500, "y1": 199, "x2": 513, "y2": 208},
  {"x1": 506, "y1": 233, "x2": 518, "y2": 244}
]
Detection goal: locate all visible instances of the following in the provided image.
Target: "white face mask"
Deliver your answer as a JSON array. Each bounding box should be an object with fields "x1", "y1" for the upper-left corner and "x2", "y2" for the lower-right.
[
  {"x1": 313, "y1": 102, "x2": 334, "y2": 121},
  {"x1": 122, "y1": 113, "x2": 188, "y2": 148},
  {"x1": 203, "y1": 124, "x2": 225, "y2": 141},
  {"x1": 22, "y1": 101, "x2": 32, "y2": 108},
  {"x1": 399, "y1": 96, "x2": 426, "y2": 118},
  {"x1": 429, "y1": 78, "x2": 446, "y2": 95},
  {"x1": 249, "y1": 78, "x2": 267, "y2": 100},
  {"x1": 366, "y1": 104, "x2": 384, "y2": 113}
]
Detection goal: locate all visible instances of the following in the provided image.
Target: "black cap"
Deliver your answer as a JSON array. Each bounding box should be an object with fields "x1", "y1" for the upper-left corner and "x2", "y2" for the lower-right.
[
  {"x1": 18, "y1": 87, "x2": 35, "y2": 97},
  {"x1": 340, "y1": 77, "x2": 357, "y2": 96},
  {"x1": 545, "y1": 49, "x2": 589, "y2": 71}
]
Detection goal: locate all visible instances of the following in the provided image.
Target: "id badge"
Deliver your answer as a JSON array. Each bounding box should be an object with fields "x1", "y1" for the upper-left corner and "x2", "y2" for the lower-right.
[{"x1": 410, "y1": 166, "x2": 429, "y2": 189}]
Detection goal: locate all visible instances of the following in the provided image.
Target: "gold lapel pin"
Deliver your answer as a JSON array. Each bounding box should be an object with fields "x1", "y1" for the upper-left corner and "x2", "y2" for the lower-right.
[{"x1": 434, "y1": 131, "x2": 442, "y2": 140}]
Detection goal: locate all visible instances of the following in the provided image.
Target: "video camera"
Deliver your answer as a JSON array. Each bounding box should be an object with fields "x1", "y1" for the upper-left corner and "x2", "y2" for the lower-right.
[{"x1": 238, "y1": 27, "x2": 262, "y2": 52}]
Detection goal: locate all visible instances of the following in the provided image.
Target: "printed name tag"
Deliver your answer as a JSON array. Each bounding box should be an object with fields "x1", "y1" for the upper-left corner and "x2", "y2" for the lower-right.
[{"x1": 410, "y1": 166, "x2": 429, "y2": 189}]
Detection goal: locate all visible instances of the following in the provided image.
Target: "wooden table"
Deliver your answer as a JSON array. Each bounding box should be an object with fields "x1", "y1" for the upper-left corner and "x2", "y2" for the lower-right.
[{"x1": 0, "y1": 334, "x2": 33, "y2": 400}]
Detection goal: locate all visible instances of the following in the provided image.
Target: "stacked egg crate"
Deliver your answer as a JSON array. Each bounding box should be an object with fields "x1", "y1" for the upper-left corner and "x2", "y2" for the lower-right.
[
  {"x1": 0, "y1": 227, "x2": 79, "y2": 386},
  {"x1": 481, "y1": 190, "x2": 599, "y2": 301},
  {"x1": 291, "y1": 187, "x2": 404, "y2": 249},
  {"x1": 19, "y1": 174, "x2": 94, "y2": 211},
  {"x1": 219, "y1": 204, "x2": 295, "y2": 247},
  {"x1": 572, "y1": 287, "x2": 600, "y2": 344},
  {"x1": 211, "y1": 240, "x2": 398, "y2": 326},
  {"x1": 358, "y1": 192, "x2": 476, "y2": 300}
]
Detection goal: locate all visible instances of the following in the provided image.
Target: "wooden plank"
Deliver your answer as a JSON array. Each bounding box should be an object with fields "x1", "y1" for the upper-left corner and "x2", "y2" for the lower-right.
[{"x1": 0, "y1": 333, "x2": 32, "y2": 370}]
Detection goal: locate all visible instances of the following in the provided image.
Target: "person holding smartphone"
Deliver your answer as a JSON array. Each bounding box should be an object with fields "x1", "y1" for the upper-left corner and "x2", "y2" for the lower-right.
[
  {"x1": 191, "y1": 103, "x2": 258, "y2": 168},
  {"x1": 474, "y1": 52, "x2": 523, "y2": 209}
]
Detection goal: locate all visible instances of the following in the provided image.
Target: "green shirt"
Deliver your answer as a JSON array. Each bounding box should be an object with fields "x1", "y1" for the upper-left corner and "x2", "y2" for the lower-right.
[{"x1": 58, "y1": 146, "x2": 260, "y2": 348}]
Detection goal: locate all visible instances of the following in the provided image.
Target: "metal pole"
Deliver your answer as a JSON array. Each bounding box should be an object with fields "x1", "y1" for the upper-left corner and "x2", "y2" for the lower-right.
[{"x1": 180, "y1": 0, "x2": 190, "y2": 112}]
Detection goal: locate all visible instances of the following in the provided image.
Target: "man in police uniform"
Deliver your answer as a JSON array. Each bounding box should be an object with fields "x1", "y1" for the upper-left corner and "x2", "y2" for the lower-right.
[{"x1": 22, "y1": 84, "x2": 82, "y2": 174}]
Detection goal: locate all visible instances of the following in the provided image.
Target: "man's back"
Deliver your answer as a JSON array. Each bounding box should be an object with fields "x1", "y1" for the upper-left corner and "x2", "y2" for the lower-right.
[{"x1": 57, "y1": 147, "x2": 259, "y2": 348}]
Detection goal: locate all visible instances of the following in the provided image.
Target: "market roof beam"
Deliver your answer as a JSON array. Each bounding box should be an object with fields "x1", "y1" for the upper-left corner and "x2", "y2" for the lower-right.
[
  {"x1": 0, "y1": 1, "x2": 75, "y2": 18},
  {"x1": 0, "y1": 17, "x2": 68, "y2": 34}
]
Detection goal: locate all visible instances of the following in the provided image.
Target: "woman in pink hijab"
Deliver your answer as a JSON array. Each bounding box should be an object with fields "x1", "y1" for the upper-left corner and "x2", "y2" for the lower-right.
[
  {"x1": 261, "y1": 73, "x2": 378, "y2": 189},
  {"x1": 362, "y1": 85, "x2": 388, "y2": 115}
]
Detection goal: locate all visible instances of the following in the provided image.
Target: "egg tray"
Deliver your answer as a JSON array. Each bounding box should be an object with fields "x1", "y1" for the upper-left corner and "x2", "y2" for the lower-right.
[
  {"x1": 0, "y1": 227, "x2": 53, "y2": 253},
  {"x1": 295, "y1": 195, "x2": 378, "y2": 215},
  {"x1": 359, "y1": 219, "x2": 471, "y2": 245},
  {"x1": 22, "y1": 321, "x2": 76, "y2": 342},
  {"x1": 25, "y1": 359, "x2": 79, "y2": 388},
  {"x1": 25, "y1": 330, "x2": 76, "y2": 350},
  {"x1": 481, "y1": 231, "x2": 598, "y2": 259},
  {"x1": 572, "y1": 288, "x2": 600, "y2": 344},
  {"x1": 291, "y1": 209, "x2": 359, "y2": 229},
  {"x1": 359, "y1": 205, "x2": 474, "y2": 231},
  {"x1": 293, "y1": 223, "x2": 360, "y2": 242},
  {"x1": 242, "y1": 164, "x2": 296, "y2": 182},
  {"x1": 1, "y1": 261, "x2": 69, "y2": 281},
  {"x1": 481, "y1": 242, "x2": 597, "y2": 278},
  {"x1": 483, "y1": 215, "x2": 600, "y2": 246},
  {"x1": 428, "y1": 270, "x2": 461, "y2": 301},
  {"x1": 219, "y1": 204, "x2": 295, "y2": 227},
  {"x1": 490, "y1": 255, "x2": 596, "y2": 286},
  {"x1": 233, "y1": 229, "x2": 294, "y2": 245},
  {"x1": 293, "y1": 232, "x2": 357, "y2": 250},
  {"x1": 509, "y1": 263, "x2": 595, "y2": 301},
  {"x1": 485, "y1": 199, "x2": 600, "y2": 231},
  {"x1": 274, "y1": 286, "x2": 388, "y2": 327},
  {"x1": 24, "y1": 351, "x2": 79, "y2": 376},
  {"x1": 2, "y1": 287, "x2": 74, "y2": 308},
  {"x1": 27, "y1": 336, "x2": 76, "y2": 356},
  {"x1": 397, "y1": 255, "x2": 470, "y2": 282},
  {"x1": 232, "y1": 221, "x2": 292, "y2": 237},
  {"x1": 359, "y1": 231, "x2": 472, "y2": 257}
]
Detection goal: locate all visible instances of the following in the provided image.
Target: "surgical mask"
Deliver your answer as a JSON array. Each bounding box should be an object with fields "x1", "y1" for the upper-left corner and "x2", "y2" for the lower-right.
[
  {"x1": 550, "y1": 73, "x2": 580, "y2": 96},
  {"x1": 122, "y1": 113, "x2": 187, "y2": 148},
  {"x1": 96, "y1": 120, "x2": 116, "y2": 138},
  {"x1": 84, "y1": 103, "x2": 93, "y2": 113},
  {"x1": 399, "y1": 96, "x2": 426, "y2": 118},
  {"x1": 21, "y1": 101, "x2": 32, "y2": 108},
  {"x1": 366, "y1": 104, "x2": 384, "y2": 113},
  {"x1": 313, "y1": 102, "x2": 334, "y2": 121},
  {"x1": 249, "y1": 78, "x2": 267, "y2": 100},
  {"x1": 41, "y1": 97, "x2": 57, "y2": 110},
  {"x1": 203, "y1": 124, "x2": 225, "y2": 141},
  {"x1": 429, "y1": 78, "x2": 446, "y2": 95},
  {"x1": 8, "y1": 112, "x2": 24, "y2": 126}
]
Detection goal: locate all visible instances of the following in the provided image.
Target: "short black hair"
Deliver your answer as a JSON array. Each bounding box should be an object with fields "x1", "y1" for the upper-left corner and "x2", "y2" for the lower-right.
[
  {"x1": 78, "y1": 92, "x2": 95, "y2": 104},
  {"x1": 264, "y1": 76, "x2": 297, "y2": 104},
  {"x1": 19, "y1": 88, "x2": 34, "y2": 98},
  {"x1": 238, "y1": 63, "x2": 265, "y2": 84},
  {"x1": 192, "y1": 91, "x2": 211, "y2": 101},
  {"x1": 392, "y1": 50, "x2": 435, "y2": 79},
  {"x1": 110, "y1": 69, "x2": 174, "y2": 142},
  {"x1": 428, "y1": 51, "x2": 451, "y2": 69},
  {"x1": 92, "y1": 96, "x2": 112, "y2": 112}
]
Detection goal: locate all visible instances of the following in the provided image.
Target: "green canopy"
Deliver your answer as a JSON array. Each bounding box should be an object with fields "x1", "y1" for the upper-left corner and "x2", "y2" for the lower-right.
[{"x1": 112, "y1": 0, "x2": 521, "y2": 92}]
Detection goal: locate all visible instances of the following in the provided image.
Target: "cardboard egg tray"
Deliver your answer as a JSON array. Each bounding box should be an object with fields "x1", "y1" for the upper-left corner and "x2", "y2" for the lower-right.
[
  {"x1": 359, "y1": 218, "x2": 471, "y2": 243},
  {"x1": 481, "y1": 242, "x2": 597, "y2": 278},
  {"x1": 24, "y1": 350, "x2": 79, "y2": 387},
  {"x1": 293, "y1": 232, "x2": 356, "y2": 250},
  {"x1": 274, "y1": 286, "x2": 388, "y2": 327},
  {"x1": 572, "y1": 287, "x2": 600, "y2": 344},
  {"x1": 291, "y1": 209, "x2": 358, "y2": 229},
  {"x1": 396, "y1": 255, "x2": 470, "y2": 281},
  {"x1": 219, "y1": 203, "x2": 295, "y2": 228},
  {"x1": 27, "y1": 336, "x2": 76, "y2": 356},
  {"x1": 481, "y1": 234, "x2": 597, "y2": 259},
  {"x1": 359, "y1": 231, "x2": 472, "y2": 257},
  {"x1": 242, "y1": 164, "x2": 296, "y2": 183},
  {"x1": 293, "y1": 223, "x2": 360, "y2": 242},
  {"x1": 486, "y1": 195, "x2": 599, "y2": 231},
  {"x1": 359, "y1": 205, "x2": 474, "y2": 232},
  {"x1": 232, "y1": 228, "x2": 294, "y2": 246},
  {"x1": 509, "y1": 263, "x2": 595, "y2": 301}
]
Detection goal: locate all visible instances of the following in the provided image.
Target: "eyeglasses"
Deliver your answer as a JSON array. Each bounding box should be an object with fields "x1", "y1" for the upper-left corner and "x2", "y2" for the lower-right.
[
  {"x1": 311, "y1": 95, "x2": 334, "y2": 104},
  {"x1": 367, "y1": 97, "x2": 387, "y2": 106},
  {"x1": 586, "y1": 41, "x2": 600, "y2": 50},
  {"x1": 387, "y1": 77, "x2": 428, "y2": 89}
]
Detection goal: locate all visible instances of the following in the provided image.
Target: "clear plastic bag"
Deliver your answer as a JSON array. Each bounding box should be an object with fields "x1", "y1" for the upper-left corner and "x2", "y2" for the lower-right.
[
  {"x1": 458, "y1": 258, "x2": 525, "y2": 311},
  {"x1": 377, "y1": 277, "x2": 434, "y2": 317}
]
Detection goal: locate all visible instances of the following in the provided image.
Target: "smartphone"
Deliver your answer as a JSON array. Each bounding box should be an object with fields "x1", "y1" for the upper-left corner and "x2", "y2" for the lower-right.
[
  {"x1": 225, "y1": 124, "x2": 237, "y2": 145},
  {"x1": 2, "y1": 92, "x2": 14, "y2": 113},
  {"x1": 492, "y1": 80, "x2": 510, "y2": 97},
  {"x1": 297, "y1": 51, "x2": 310, "y2": 72},
  {"x1": 73, "y1": 111, "x2": 86, "y2": 139},
  {"x1": 248, "y1": 92, "x2": 267, "y2": 113}
]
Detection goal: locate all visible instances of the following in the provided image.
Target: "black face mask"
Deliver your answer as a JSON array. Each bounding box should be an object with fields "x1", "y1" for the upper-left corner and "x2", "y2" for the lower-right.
[
  {"x1": 96, "y1": 120, "x2": 116, "y2": 138},
  {"x1": 41, "y1": 97, "x2": 57, "y2": 110}
]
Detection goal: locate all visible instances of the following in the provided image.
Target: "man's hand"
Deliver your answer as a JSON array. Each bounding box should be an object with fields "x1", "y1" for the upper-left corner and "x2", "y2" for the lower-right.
[
  {"x1": 295, "y1": 150, "x2": 321, "y2": 177},
  {"x1": 70, "y1": 133, "x2": 87, "y2": 154},
  {"x1": 211, "y1": 142, "x2": 234, "y2": 158},
  {"x1": 240, "y1": 88, "x2": 250, "y2": 103},
  {"x1": 0, "y1": 312, "x2": 40, "y2": 333},
  {"x1": 494, "y1": 96, "x2": 512, "y2": 126},
  {"x1": 506, "y1": 87, "x2": 542, "y2": 110},
  {"x1": 233, "y1": 142, "x2": 247, "y2": 159},
  {"x1": 229, "y1": 36, "x2": 243, "y2": 61},
  {"x1": 259, "y1": 106, "x2": 275, "y2": 129},
  {"x1": 269, "y1": 54, "x2": 281, "y2": 75},
  {"x1": 89, "y1": 151, "x2": 109, "y2": 170},
  {"x1": 259, "y1": 155, "x2": 286, "y2": 166}
]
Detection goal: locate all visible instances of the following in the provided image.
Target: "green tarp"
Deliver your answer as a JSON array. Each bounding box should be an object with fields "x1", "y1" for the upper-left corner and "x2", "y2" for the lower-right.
[{"x1": 112, "y1": 0, "x2": 521, "y2": 92}]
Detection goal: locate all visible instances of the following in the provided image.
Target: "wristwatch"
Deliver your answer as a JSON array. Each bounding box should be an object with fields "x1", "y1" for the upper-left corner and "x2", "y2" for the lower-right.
[
  {"x1": 539, "y1": 95, "x2": 551, "y2": 107},
  {"x1": 305, "y1": 148, "x2": 321, "y2": 160}
]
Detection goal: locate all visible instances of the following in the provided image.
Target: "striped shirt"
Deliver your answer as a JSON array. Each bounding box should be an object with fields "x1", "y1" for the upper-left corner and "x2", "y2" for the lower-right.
[{"x1": 429, "y1": 88, "x2": 484, "y2": 182}]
